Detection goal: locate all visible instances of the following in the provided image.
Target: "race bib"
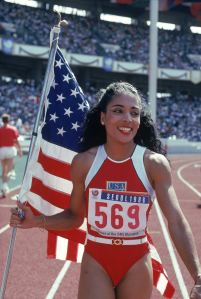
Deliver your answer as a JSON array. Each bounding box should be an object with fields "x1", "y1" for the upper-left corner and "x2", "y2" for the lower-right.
[{"x1": 88, "y1": 188, "x2": 150, "y2": 238}]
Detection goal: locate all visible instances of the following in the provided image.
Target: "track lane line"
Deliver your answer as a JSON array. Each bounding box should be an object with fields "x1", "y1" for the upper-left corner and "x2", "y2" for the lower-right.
[
  {"x1": 177, "y1": 162, "x2": 201, "y2": 198},
  {"x1": 45, "y1": 261, "x2": 71, "y2": 299},
  {"x1": 7, "y1": 185, "x2": 21, "y2": 194},
  {"x1": 0, "y1": 224, "x2": 10, "y2": 234},
  {"x1": 154, "y1": 199, "x2": 189, "y2": 298},
  {"x1": 0, "y1": 204, "x2": 16, "y2": 208},
  {"x1": 152, "y1": 158, "x2": 201, "y2": 298}
]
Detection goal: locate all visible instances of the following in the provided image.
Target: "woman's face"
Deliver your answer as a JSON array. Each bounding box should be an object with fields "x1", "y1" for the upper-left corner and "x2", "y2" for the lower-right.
[{"x1": 100, "y1": 93, "x2": 141, "y2": 144}]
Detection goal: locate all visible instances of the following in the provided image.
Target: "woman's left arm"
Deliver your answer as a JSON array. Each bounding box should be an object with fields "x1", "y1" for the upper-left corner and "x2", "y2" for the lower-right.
[{"x1": 146, "y1": 152, "x2": 201, "y2": 297}]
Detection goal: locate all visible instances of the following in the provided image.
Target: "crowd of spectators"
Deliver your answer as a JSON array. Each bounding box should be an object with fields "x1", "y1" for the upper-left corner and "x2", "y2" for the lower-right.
[
  {"x1": 0, "y1": 79, "x2": 200, "y2": 142},
  {"x1": 0, "y1": 79, "x2": 40, "y2": 134},
  {"x1": 157, "y1": 92, "x2": 201, "y2": 141},
  {"x1": 0, "y1": 2, "x2": 200, "y2": 142},
  {"x1": 0, "y1": 1, "x2": 201, "y2": 70}
]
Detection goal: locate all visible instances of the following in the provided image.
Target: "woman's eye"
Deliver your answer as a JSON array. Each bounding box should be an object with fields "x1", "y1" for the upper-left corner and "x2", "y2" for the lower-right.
[
  {"x1": 131, "y1": 111, "x2": 139, "y2": 117},
  {"x1": 111, "y1": 109, "x2": 140, "y2": 116},
  {"x1": 113, "y1": 109, "x2": 122, "y2": 113}
]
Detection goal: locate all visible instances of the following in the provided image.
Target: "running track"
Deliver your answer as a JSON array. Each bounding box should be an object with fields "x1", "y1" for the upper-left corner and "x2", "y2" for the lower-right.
[{"x1": 0, "y1": 154, "x2": 201, "y2": 299}]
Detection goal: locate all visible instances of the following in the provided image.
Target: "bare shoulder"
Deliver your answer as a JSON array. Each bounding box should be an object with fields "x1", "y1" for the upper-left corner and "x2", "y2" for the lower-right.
[
  {"x1": 145, "y1": 149, "x2": 170, "y2": 167},
  {"x1": 144, "y1": 149, "x2": 171, "y2": 186},
  {"x1": 71, "y1": 147, "x2": 98, "y2": 181}
]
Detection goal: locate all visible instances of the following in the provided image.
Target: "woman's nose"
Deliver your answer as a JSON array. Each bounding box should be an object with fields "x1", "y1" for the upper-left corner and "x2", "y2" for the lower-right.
[{"x1": 123, "y1": 112, "x2": 132, "y2": 122}]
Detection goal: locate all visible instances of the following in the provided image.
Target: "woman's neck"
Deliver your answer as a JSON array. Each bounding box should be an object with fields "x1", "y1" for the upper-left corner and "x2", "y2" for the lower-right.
[{"x1": 104, "y1": 142, "x2": 136, "y2": 161}]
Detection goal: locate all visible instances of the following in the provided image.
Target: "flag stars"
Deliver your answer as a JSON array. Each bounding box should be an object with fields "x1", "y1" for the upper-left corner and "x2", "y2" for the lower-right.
[
  {"x1": 57, "y1": 127, "x2": 66, "y2": 136},
  {"x1": 56, "y1": 93, "x2": 65, "y2": 103},
  {"x1": 64, "y1": 107, "x2": 73, "y2": 117},
  {"x1": 46, "y1": 98, "x2": 52, "y2": 109},
  {"x1": 70, "y1": 88, "x2": 79, "y2": 98},
  {"x1": 63, "y1": 74, "x2": 72, "y2": 84},
  {"x1": 55, "y1": 59, "x2": 64, "y2": 69},
  {"x1": 49, "y1": 113, "x2": 59, "y2": 122},
  {"x1": 71, "y1": 122, "x2": 80, "y2": 131},
  {"x1": 78, "y1": 102, "x2": 86, "y2": 112},
  {"x1": 52, "y1": 80, "x2": 58, "y2": 89}
]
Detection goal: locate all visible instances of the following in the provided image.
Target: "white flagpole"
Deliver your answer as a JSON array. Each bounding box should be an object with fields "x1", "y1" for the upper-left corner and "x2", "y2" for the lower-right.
[{"x1": 0, "y1": 16, "x2": 65, "y2": 299}]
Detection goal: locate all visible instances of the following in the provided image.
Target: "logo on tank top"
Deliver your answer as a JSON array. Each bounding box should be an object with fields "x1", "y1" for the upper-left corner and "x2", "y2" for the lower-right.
[
  {"x1": 92, "y1": 189, "x2": 99, "y2": 196},
  {"x1": 107, "y1": 181, "x2": 127, "y2": 191}
]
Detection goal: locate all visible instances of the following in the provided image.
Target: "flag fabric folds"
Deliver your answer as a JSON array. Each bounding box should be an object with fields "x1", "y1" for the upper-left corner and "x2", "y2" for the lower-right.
[
  {"x1": 18, "y1": 47, "x2": 88, "y2": 260},
  {"x1": 19, "y1": 46, "x2": 174, "y2": 297},
  {"x1": 148, "y1": 234, "x2": 175, "y2": 298}
]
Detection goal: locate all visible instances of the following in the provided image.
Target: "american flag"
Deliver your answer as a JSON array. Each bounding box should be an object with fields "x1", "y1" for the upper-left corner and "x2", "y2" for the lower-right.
[
  {"x1": 19, "y1": 47, "x2": 88, "y2": 261},
  {"x1": 19, "y1": 47, "x2": 174, "y2": 297}
]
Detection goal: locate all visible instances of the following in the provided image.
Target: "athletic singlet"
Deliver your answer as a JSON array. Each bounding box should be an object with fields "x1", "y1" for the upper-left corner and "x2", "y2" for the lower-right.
[{"x1": 84, "y1": 144, "x2": 155, "y2": 286}]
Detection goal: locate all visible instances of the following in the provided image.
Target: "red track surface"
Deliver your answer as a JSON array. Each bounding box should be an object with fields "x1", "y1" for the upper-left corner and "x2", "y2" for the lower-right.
[{"x1": 0, "y1": 154, "x2": 201, "y2": 299}]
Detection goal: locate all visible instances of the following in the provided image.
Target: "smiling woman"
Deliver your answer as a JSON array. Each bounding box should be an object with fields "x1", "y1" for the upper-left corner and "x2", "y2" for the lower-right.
[
  {"x1": 80, "y1": 82, "x2": 165, "y2": 156},
  {"x1": 100, "y1": 94, "x2": 141, "y2": 148},
  {"x1": 10, "y1": 82, "x2": 201, "y2": 299}
]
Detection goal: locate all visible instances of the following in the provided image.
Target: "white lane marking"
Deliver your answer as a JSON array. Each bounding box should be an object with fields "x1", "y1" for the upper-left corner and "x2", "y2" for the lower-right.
[
  {"x1": 0, "y1": 185, "x2": 21, "y2": 201},
  {"x1": 179, "y1": 199, "x2": 199, "y2": 203},
  {"x1": 177, "y1": 162, "x2": 201, "y2": 198},
  {"x1": 170, "y1": 159, "x2": 188, "y2": 164},
  {"x1": 170, "y1": 158, "x2": 200, "y2": 165},
  {"x1": 7, "y1": 185, "x2": 21, "y2": 194},
  {"x1": 0, "y1": 224, "x2": 10, "y2": 234},
  {"x1": 0, "y1": 204, "x2": 16, "y2": 208},
  {"x1": 11, "y1": 195, "x2": 18, "y2": 201},
  {"x1": 154, "y1": 199, "x2": 189, "y2": 298},
  {"x1": 45, "y1": 261, "x2": 71, "y2": 299},
  {"x1": 149, "y1": 230, "x2": 161, "y2": 234}
]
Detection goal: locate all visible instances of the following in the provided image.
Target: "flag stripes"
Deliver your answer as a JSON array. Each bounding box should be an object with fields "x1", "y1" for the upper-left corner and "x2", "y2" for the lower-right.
[
  {"x1": 40, "y1": 139, "x2": 76, "y2": 164},
  {"x1": 149, "y1": 237, "x2": 175, "y2": 298},
  {"x1": 38, "y1": 149, "x2": 71, "y2": 180},
  {"x1": 27, "y1": 193, "x2": 63, "y2": 216},
  {"x1": 31, "y1": 177, "x2": 71, "y2": 209}
]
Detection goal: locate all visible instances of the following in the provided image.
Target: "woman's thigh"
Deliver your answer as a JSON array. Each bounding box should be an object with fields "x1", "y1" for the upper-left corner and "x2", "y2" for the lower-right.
[
  {"x1": 116, "y1": 253, "x2": 153, "y2": 299},
  {"x1": 78, "y1": 252, "x2": 115, "y2": 299}
]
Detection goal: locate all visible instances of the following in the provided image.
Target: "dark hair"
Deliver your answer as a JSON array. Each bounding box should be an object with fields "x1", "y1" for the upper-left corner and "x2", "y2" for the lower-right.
[
  {"x1": 80, "y1": 82, "x2": 166, "y2": 155},
  {"x1": 2, "y1": 113, "x2": 10, "y2": 124}
]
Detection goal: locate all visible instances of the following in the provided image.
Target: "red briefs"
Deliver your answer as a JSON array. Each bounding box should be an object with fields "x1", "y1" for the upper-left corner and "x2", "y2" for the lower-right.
[{"x1": 85, "y1": 240, "x2": 149, "y2": 286}]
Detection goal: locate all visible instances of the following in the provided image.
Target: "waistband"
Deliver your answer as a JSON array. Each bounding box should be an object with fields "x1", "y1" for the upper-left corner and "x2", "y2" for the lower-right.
[{"x1": 87, "y1": 233, "x2": 147, "y2": 246}]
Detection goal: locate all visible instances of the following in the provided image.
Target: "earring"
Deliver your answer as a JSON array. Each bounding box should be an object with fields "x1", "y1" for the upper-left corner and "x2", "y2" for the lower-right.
[{"x1": 101, "y1": 121, "x2": 104, "y2": 125}]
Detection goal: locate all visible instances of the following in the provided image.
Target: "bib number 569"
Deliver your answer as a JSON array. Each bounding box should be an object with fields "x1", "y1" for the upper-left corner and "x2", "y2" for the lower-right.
[{"x1": 95, "y1": 202, "x2": 139, "y2": 229}]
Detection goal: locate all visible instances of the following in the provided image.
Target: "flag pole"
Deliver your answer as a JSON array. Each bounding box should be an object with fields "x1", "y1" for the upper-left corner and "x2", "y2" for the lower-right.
[{"x1": 0, "y1": 14, "x2": 65, "y2": 299}]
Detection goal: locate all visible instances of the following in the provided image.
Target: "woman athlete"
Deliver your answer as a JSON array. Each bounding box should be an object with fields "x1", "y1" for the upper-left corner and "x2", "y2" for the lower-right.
[{"x1": 10, "y1": 82, "x2": 201, "y2": 299}]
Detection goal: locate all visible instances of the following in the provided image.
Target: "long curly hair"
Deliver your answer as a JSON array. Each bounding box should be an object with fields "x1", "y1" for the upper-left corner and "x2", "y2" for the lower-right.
[{"x1": 80, "y1": 82, "x2": 166, "y2": 155}]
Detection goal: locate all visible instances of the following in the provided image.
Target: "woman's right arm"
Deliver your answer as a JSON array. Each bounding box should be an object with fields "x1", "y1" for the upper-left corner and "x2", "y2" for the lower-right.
[{"x1": 10, "y1": 153, "x2": 86, "y2": 231}]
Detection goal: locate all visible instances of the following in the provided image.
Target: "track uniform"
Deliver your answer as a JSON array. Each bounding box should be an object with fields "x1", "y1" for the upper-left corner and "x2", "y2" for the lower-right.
[
  {"x1": 85, "y1": 144, "x2": 155, "y2": 286},
  {"x1": 0, "y1": 125, "x2": 19, "y2": 160}
]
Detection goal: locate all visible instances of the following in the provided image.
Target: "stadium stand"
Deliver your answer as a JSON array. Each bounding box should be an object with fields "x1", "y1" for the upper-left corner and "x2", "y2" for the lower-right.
[
  {"x1": 0, "y1": 0, "x2": 201, "y2": 143},
  {"x1": 0, "y1": 1, "x2": 201, "y2": 69}
]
